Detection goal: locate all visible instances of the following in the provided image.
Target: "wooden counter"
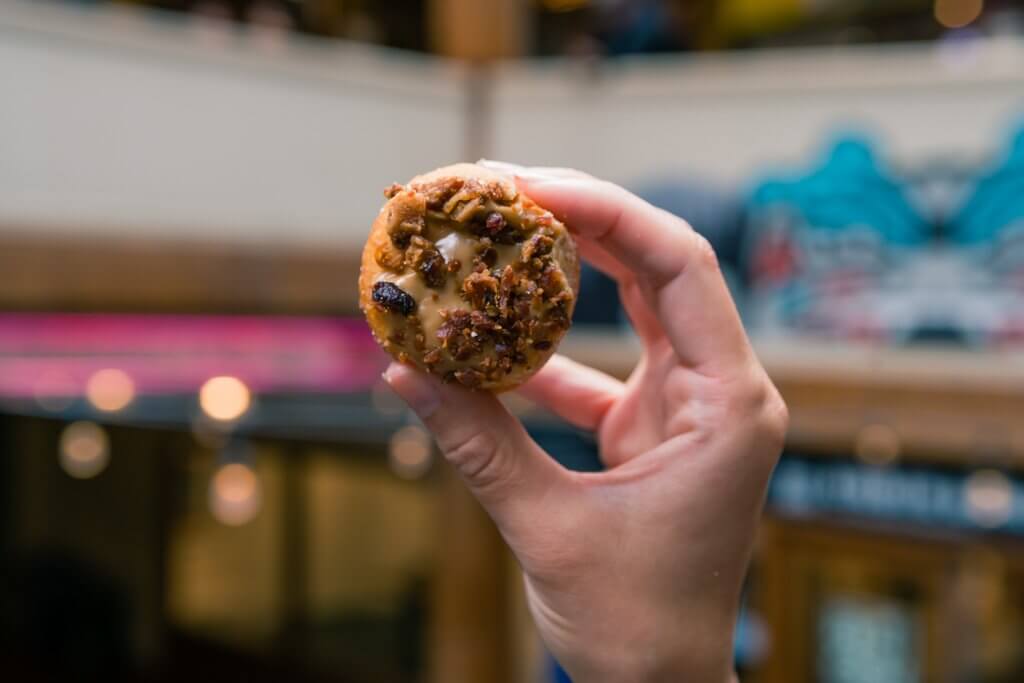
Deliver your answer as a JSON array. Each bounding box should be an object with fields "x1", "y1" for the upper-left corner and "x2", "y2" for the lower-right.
[{"x1": 559, "y1": 332, "x2": 1024, "y2": 467}]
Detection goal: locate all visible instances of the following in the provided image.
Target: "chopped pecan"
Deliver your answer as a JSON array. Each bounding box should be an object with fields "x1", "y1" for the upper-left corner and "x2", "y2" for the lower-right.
[
  {"x1": 420, "y1": 178, "x2": 465, "y2": 210},
  {"x1": 390, "y1": 214, "x2": 424, "y2": 249},
  {"x1": 405, "y1": 236, "x2": 447, "y2": 289},
  {"x1": 469, "y1": 310, "x2": 497, "y2": 332},
  {"x1": 539, "y1": 264, "x2": 568, "y2": 298},
  {"x1": 521, "y1": 233, "x2": 554, "y2": 262},
  {"x1": 474, "y1": 243, "x2": 498, "y2": 269},
  {"x1": 450, "y1": 197, "x2": 483, "y2": 223},
  {"x1": 437, "y1": 310, "x2": 479, "y2": 360},
  {"x1": 384, "y1": 192, "x2": 427, "y2": 248},
  {"x1": 375, "y1": 244, "x2": 405, "y2": 271},
  {"x1": 383, "y1": 183, "x2": 404, "y2": 199},
  {"x1": 463, "y1": 270, "x2": 499, "y2": 308}
]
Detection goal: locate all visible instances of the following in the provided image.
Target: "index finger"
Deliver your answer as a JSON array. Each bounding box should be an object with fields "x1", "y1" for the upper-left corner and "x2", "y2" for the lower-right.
[{"x1": 516, "y1": 171, "x2": 752, "y2": 372}]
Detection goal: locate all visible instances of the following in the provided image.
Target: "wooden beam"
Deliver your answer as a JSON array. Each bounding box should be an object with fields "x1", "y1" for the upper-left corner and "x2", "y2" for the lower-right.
[
  {"x1": 0, "y1": 233, "x2": 361, "y2": 314},
  {"x1": 429, "y1": 461, "x2": 512, "y2": 683},
  {"x1": 427, "y1": 0, "x2": 528, "y2": 60}
]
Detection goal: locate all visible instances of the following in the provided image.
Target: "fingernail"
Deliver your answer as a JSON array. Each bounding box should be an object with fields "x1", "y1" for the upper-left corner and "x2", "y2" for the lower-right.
[
  {"x1": 478, "y1": 159, "x2": 524, "y2": 172},
  {"x1": 383, "y1": 363, "x2": 440, "y2": 419},
  {"x1": 513, "y1": 171, "x2": 562, "y2": 183}
]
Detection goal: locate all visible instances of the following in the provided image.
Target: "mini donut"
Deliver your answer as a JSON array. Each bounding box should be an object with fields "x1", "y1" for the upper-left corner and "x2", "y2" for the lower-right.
[{"x1": 359, "y1": 163, "x2": 579, "y2": 392}]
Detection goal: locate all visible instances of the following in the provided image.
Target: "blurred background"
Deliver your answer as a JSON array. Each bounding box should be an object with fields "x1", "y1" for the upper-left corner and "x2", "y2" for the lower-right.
[{"x1": 2, "y1": 0, "x2": 1024, "y2": 681}]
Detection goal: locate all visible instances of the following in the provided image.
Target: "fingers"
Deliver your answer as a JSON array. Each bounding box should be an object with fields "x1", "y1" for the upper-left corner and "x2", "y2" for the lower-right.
[
  {"x1": 576, "y1": 239, "x2": 634, "y2": 283},
  {"x1": 383, "y1": 363, "x2": 577, "y2": 540},
  {"x1": 517, "y1": 354, "x2": 624, "y2": 431},
  {"x1": 618, "y1": 278, "x2": 664, "y2": 343},
  {"x1": 516, "y1": 172, "x2": 751, "y2": 372}
]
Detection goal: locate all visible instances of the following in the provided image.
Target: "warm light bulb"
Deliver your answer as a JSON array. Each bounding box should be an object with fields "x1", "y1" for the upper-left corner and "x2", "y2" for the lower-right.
[
  {"x1": 389, "y1": 425, "x2": 433, "y2": 480},
  {"x1": 199, "y1": 376, "x2": 251, "y2": 421},
  {"x1": 33, "y1": 370, "x2": 77, "y2": 412},
  {"x1": 855, "y1": 424, "x2": 901, "y2": 466},
  {"x1": 85, "y1": 368, "x2": 135, "y2": 412},
  {"x1": 209, "y1": 463, "x2": 262, "y2": 526},
  {"x1": 934, "y1": 0, "x2": 984, "y2": 29},
  {"x1": 965, "y1": 469, "x2": 1013, "y2": 528},
  {"x1": 59, "y1": 421, "x2": 110, "y2": 479}
]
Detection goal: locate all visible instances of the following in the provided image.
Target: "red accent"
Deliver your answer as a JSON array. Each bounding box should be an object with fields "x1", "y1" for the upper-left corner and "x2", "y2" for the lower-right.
[
  {"x1": 751, "y1": 234, "x2": 798, "y2": 287},
  {"x1": 0, "y1": 313, "x2": 387, "y2": 398}
]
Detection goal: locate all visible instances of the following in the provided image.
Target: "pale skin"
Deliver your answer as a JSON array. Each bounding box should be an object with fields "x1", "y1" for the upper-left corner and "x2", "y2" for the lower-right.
[{"x1": 384, "y1": 162, "x2": 788, "y2": 682}]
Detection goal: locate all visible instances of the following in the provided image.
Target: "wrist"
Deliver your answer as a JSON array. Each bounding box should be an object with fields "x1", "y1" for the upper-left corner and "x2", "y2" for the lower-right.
[{"x1": 562, "y1": 628, "x2": 735, "y2": 683}]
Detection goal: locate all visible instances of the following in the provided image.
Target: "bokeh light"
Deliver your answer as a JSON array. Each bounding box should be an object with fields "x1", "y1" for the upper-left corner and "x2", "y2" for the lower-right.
[
  {"x1": 389, "y1": 425, "x2": 434, "y2": 480},
  {"x1": 854, "y1": 423, "x2": 901, "y2": 466},
  {"x1": 33, "y1": 370, "x2": 77, "y2": 412},
  {"x1": 59, "y1": 421, "x2": 111, "y2": 479},
  {"x1": 199, "y1": 376, "x2": 252, "y2": 422},
  {"x1": 934, "y1": 0, "x2": 984, "y2": 29},
  {"x1": 85, "y1": 368, "x2": 136, "y2": 412},
  {"x1": 208, "y1": 462, "x2": 262, "y2": 526},
  {"x1": 964, "y1": 469, "x2": 1013, "y2": 528}
]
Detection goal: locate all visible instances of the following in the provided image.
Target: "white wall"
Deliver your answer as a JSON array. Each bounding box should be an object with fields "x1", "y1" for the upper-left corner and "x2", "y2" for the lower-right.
[
  {"x1": 0, "y1": 0, "x2": 467, "y2": 249},
  {"x1": 491, "y1": 40, "x2": 1024, "y2": 189},
  {"x1": 3, "y1": 0, "x2": 1024, "y2": 250}
]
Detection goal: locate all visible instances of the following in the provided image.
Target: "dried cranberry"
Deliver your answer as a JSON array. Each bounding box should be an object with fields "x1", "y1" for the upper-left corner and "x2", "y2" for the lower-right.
[
  {"x1": 418, "y1": 251, "x2": 447, "y2": 288},
  {"x1": 372, "y1": 281, "x2": 416, "y2": 316},
  {"x1": 484, "y1": 212, "x2": 506, "y2": 235}
]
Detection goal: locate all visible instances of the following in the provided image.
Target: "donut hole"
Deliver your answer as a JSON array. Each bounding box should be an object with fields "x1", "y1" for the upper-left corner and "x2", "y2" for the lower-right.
[{"x1": 362, "y1": 166, "x2": 578, "y2": 391}]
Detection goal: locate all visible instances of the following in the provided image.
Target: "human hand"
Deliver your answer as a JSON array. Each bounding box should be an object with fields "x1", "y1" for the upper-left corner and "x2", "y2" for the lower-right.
[{"x1": 383, "y1": 164, "x2": 787, "y2": 682}]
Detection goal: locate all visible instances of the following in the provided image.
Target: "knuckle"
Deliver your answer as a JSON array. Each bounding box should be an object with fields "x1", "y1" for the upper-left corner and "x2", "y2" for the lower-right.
[
  {"x1": 726, "y1": 372, "x2": 789, "y2": 455},
  {"x1": 443, "y1": 430, "x2": 510, "y2": 493},
  {"x1": 688, "y1": 231, "x2": 720, "y2": 271},
  {"x1": 759, "y1": 387, "x2": 790, "y2": 454}
]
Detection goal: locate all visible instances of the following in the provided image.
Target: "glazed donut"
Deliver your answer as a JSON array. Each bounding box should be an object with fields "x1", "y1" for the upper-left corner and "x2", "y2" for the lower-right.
[{"x1": 359, "y1": 163, "x2": 579, "y2": 392}]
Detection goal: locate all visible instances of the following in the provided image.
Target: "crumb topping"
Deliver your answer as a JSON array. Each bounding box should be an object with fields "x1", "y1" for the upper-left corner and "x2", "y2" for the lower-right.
[{"x1": 371, "y1": 174, "x2": 575, "y2": 388}]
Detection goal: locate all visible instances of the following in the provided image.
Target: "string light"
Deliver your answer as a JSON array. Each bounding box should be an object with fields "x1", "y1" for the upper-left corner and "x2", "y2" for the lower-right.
[
  {"x1": 209, "y1": 462, "x2": 262, "y2": 526},
  {"x1": 389, "y1": 425, "x2": 433, "y2": 480},
  {"x1": 934, "y1": 0, "x2": 984, "y2": 29},
  {"x1": 59, "y1": 421, "x2": 110, "y2": 479},
  {"x1": 964, "y1": 469, "x2": 1013, "y2": 528},
  {"x1": 85, "y1": 368, "x2": 135, "y2": 412},
  {"x1": 199, "y1": 376, "x2": 251, "y2": 422},
  {"x1": 33, "y1": 370, "x2": 77, "y2": 412},
  {"x1": 854, "y1": 424, "x2": 901, "y2": 466}
]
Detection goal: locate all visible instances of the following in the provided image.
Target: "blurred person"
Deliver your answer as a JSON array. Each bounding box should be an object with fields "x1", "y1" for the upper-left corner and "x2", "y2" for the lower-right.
[{"x1": 385, "y1": 164, "x2": 787, "y2": 681}]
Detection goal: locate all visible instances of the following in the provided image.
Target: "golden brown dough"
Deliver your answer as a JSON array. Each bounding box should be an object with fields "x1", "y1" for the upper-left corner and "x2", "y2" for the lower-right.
[{"x1": 359, "y1": 163, "x2": 580, "y2": 392}]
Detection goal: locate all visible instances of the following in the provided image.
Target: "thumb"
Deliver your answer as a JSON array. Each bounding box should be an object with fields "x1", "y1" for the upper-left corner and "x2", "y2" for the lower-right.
[{"x1": 383, "y1": 363, "x2": 575, "y2": 541}]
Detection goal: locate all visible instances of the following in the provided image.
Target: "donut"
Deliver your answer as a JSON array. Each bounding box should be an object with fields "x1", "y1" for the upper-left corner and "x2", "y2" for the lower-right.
[{"x1": 359, "y1": 163, "x2": 579, "y2": 392}]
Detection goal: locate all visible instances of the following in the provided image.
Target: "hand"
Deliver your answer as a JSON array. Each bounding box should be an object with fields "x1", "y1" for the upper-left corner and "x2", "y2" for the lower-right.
[{"x1": 383, "y1": 164, "x2": 788, "y2": 682}]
